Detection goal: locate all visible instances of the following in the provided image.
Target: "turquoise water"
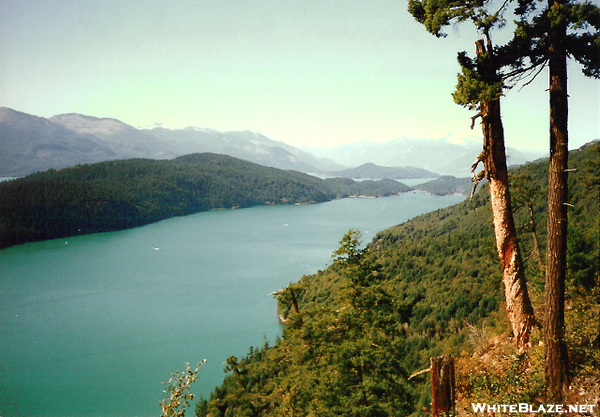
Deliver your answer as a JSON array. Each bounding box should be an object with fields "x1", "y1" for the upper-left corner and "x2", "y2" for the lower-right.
[{"x1": 0, "y1": 193, "x2": 464, "y2": 417}]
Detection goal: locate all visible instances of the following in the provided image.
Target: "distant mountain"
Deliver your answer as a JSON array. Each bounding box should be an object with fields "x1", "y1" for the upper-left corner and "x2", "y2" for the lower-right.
[
  {"x1": 0, "y1": 108, "x2": 344, "y2": 176},
  {"x1": 49, "y1": 113, "x2": 175, "y2": 160},
  {"x1": 303, "y1": 139, "x2": 545, "y2": 177},
  {"x1": 0, "y1": 107, "x2": 118, "y2": 176},
  {"x1": 1, "y1": 107, "x2": 545, "y2": 178},
  {"x1": 320, "y1": 162, "x2": 438, "y2": 179},
  {"x1": 142, "y1": 127, "x2": 344, "y2": 173}
]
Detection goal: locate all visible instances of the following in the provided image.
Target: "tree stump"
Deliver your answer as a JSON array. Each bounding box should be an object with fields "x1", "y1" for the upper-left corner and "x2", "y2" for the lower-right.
[{"x1": 431, "y1": 355, "x2": 455, "y2": 417}]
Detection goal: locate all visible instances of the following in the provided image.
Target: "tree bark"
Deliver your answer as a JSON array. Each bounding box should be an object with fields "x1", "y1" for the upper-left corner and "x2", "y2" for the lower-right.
[
  {"x1": 475, "y1": 39, "x2": 536, "y2": 351},
  {"x1": 289, "y1": 287, "x2": 300, "y2": 315},
  {"x1": 545, "y1": 0, "x2": 570, "y2": 400},
  {"x1": 430, "y1": 355, "x2": 455, "y2": 417},
  {"x1": 528, "y1": 204, "x2": 545, "y2": 274},
  {"x1": 288, "y1": 286, "x2": 303, "y2": 328}
]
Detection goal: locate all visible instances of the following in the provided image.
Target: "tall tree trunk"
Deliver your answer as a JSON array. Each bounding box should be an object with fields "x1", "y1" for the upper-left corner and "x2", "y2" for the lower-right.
[
  {"x1": 528, "y1": 204, "x2": 545, "y2": 274},
  {"x1": 545, "y1": 0, "x2": 570, "y2": 400},
  {"x1": 475, "y1": 39, "x2": 536, "y2": 351}
]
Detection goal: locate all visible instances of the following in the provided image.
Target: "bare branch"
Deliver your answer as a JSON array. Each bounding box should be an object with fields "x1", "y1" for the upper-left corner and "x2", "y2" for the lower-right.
[
  {"x1": 408, "y1": 367, "x2": 431, "y2": 380},
  {"x1": 471, "y1": 112, "x2": 484, "y2": 130},
  {"x1": 517, "y1": 62, "x2": 548, "y2": 91},
  {"x1": 496, "y1": 0, "x2": 511, "y2": 15},
  {"x1": 502, "y1": 60, "x2": 548, "y2": 91}
]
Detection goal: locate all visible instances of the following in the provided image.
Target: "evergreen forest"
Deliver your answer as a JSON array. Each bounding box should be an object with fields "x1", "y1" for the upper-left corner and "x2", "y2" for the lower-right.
[
  {"x1": 193, "y1": 142, "x2": 599, "y2": 416},
  {"x1": 0, "y1": 153, "x2": 410, "y2": 249}
]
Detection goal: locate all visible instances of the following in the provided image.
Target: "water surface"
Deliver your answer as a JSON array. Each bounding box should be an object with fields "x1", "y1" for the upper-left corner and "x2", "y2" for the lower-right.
[{"x1": 0, "y1": 193, "x2": 464, "y2": 417}]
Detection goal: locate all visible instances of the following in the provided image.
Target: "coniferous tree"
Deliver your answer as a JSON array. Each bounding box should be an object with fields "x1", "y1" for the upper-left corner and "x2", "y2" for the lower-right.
[
  {"x1": 408, "y1": 0, "x2": 537, "y2": 350},
  {"x1": 510, "y1": 174, "x2": 545, "y2": 274},
  {"x1": 408, "y1": 0, "x2": 599, "y2": 391},
  {"x1": 499, "y1": 1, "x2": 600, "y2": 400}
]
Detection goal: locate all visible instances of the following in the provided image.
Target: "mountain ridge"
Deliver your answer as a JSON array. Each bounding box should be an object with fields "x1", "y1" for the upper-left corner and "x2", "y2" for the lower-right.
[
  {"x1": 0, "y1": 108, "x2": 343, "y2": 176},
  {"x1": 1, "y1": 107, "x2": 545, "y2": 178},
  {"x1": 303, "y1": 139, "x2": 545, "y2": 177},
  {"x1": 319, "y1": 162, "x2": 439, "y2": 179}
]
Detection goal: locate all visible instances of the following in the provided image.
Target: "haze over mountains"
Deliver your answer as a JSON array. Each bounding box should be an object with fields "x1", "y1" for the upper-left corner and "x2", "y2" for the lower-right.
[
  {"x1": 318, "y1": 162, "x2": 438, "y2": 180},
  {"x1": 0, "y1": 108, "x2": 344, "y2": 177},
  {"x1": 0, "y1": 107, "x2": 543, "y2": 178},
  {"x1": 302, "y1": 139, "x2": 545, "y2": 177}
]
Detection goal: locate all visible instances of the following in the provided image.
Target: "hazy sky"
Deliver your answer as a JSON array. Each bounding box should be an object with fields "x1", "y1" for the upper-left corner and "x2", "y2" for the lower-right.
[{"x1": 1, "y1": 0, "x2": 598, "y2": 151}]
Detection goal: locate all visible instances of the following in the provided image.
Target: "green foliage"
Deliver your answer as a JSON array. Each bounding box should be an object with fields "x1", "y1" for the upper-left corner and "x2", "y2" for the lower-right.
[
  {"x1": 412, "y1": 175, "x2": 472, "y2": 196},
  {"x1": 407, "y1": 0, "x2": 498, "y2": 38},
  {"x1": 332, "y1": 229, "x2": 363, "y2": 265},
  {"x1": 161, "y1": 361, "x2": 206, "y2": 417},
  {"x1": 323, "y1": 177, "x2": 411, "y2": 198},
  {"x1": 197, "y1": 230, "x2": 415, "y2": 416},
  {"x1": 566, "y1": 143, "x2": 600, "y2": 292},
  {"x1": 506, "y1": 0, "x2": 600, "y2": 80},
  {"x1": 0, "y1": 153, "x2": 408, "y2": 248},
  {"x1": 510, "y1": 174, "x2": 539, "y2": 211},
  {"x1": 565, "y1": 285, "x2": 600, "y2": 373},
  {"x1": 410, "y1": 0, "x2": 599, "y2": 115},
  {"x1": 408, "y1": 0, "x2": 509, "y2": 115},
  {"x1": 453, "y1": 60, "x2": 504, "y2": 109},
  {"x1": 196, "y1": 143, "x2": 599, "y2": 416}
]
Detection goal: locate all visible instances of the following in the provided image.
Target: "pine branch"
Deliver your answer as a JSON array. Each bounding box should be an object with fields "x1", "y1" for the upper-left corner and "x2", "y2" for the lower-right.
[{"x1": 502, "y1": 60, "x2": 548, "y2": 89}]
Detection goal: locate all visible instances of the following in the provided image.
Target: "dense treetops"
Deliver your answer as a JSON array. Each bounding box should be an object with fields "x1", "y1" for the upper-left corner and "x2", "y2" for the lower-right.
[
  {"x1": 0, "y1": 153, "x2": 410, "y2": 249},
  {"x1": 195, "y1": 142, "x2": 598, "y2": 416}
]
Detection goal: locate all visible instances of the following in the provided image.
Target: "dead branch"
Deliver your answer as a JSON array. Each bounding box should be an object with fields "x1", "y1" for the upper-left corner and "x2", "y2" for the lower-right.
[
  {"x1": 408, "y1": 367, "x2": 431, "y2": 380},
  {"x1": 517, "y1": 62, "x2": 548, "y2": 92},
  {"x1": 471, "y1": 112, "x2": 484, "y2": 129},
  {"x1": 471, "y1": 150, "x2": 487, "y2": 173},
  {"x1": 470, "y1": 150, "x2": 488, "y2": 199}
]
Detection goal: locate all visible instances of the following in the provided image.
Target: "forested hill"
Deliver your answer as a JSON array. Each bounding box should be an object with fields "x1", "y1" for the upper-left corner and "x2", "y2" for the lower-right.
[
  {"x1": 0, "y1": 153, "x2": 410, "y2": 249},
  {"x1": 319, "y1": 162, "x2": 439, "y2": 179},
  {"x1": 195, "y1": 142, "x2": 599, "y2": 416}
]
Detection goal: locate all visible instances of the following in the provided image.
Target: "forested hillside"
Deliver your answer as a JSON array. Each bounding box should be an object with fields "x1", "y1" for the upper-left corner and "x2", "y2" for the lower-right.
[
  {"x1": 194, "y1": 142, "x2": 599, "y2": 416},
  {"x1": 412, "y1": 175, "x2": 473, "y2": 196},
  {"x1": 0, "y1": 153, "x2": 409, "y2": 249}
]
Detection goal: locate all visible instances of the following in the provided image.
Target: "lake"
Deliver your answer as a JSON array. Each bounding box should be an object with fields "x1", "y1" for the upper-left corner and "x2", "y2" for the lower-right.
[{"x1": 0, "y1": 192, "x2": 464, "y2": 417}]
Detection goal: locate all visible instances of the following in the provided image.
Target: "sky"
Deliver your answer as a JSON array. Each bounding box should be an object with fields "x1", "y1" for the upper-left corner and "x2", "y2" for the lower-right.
[{"x1": 1, "y1": 0, "x2": 598, "y2": 152}]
